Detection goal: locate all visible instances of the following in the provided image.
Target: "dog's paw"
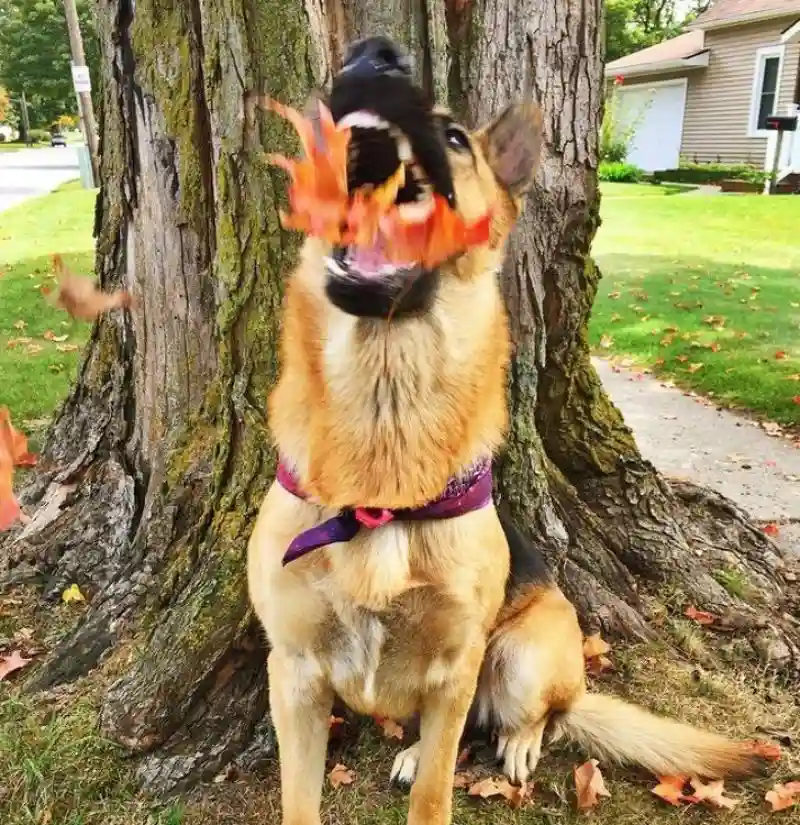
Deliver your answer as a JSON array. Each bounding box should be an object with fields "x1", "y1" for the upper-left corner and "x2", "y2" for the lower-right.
[
  {"x1": 390, "y1": 742, "x2": 420, "y2": 789},
  {"x1": 496, "y1": 731, "x2": 542, "y2": 785}
]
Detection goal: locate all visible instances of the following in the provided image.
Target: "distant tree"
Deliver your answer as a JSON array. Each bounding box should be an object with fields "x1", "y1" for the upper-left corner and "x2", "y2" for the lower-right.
[
  {"x1": 606, "y1": 0, "x2": 695, "y2": 62},
  {"x1": 0, "y1": 85, "x2": 9, "y2": 122},
  {"x1": 0, "y1": 0, "x2": 99, "y2": 128}
]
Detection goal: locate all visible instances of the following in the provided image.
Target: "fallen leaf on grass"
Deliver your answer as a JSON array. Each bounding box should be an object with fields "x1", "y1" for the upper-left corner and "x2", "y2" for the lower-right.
[
  {"x1": 610, "y1": 313, "x2": 622, "y2": 323},
  {"x1": 607, "y1": 291, "x2": 621, "y2": 299},
  {"x1": 25, "y1": 343, "x2": 43, "y2": 355},
  {"x1": 55, "y1": 343, "x2": 79, "y2": 353},
  {"x1": 793, "y1": 396, "x2": 800, "y2": 406},
  {"x1": 765, "y1": 781, "x2": 800, "y2": 812},
  {"x1": 379, "y1": 718, "x2": 404, "y2": 740},
  {"x1": 42, "y1": 330, "x2": 69, "y2": 342},
  {"x1": 586, "y1": 655, "x2": 613, "y2": 676},
  {"x1": 6, "y1": 337, "x2": 32, "y2": 348},
  {"x1": 328, "y1": 763, "x2": 355, "y2": 788},
  {"x1": 51, "y1": 254, "x2": 136, "y2": 321},
  {"x1": 13, "y1": 319, "x2": 26, "y2": 331},
  {"x1": 788, "y1": 374, "x2": 800, "y2": 382},
  {"x1": 762, "y1": 523, "x2": 780, "y2": 537},
  {"x1": 652, "y1": 775, "x2": 692, "y2": 806},
  {"x1": 690, "y1": 777, "x2": 739, "y2": 810},
  {"x1": 0, "y1": 649, "x2": 32, "y2": 681},
  {"x1": 775, "y1": 351, "x2": 787, "y2": 360},
  {"x1": 686, "y1": 362, "x2": 704, "y2": 373},
  {"x1": 574, "y1": 759, "x2": 610, "y2": 810},
  {"x1": 582, "y1": 633, "x2": 611, "y2": 659},
  {"x1": 684, "y1": 605, "x2": 716, "y2": 625},
  {"x1": 660, "y1": 335, "x2": 674, "y2": 347},
  {"x1": 599, "y1": 334, "x2": 614, "y2": 349},
  {"x1": 468, "y1": 776, "x2": 530, "y2": 808},
  {"x1": 676, "y1": 355, "x2": 689, "y2": 363},
  {"x1": 61, "y1": 583, "x2": 86, "y2": 604}
]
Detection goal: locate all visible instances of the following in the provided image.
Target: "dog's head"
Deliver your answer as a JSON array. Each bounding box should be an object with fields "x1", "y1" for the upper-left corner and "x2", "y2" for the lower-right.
[{"x1": 306, "y1": 36, "x2": 543, "y2": 319}]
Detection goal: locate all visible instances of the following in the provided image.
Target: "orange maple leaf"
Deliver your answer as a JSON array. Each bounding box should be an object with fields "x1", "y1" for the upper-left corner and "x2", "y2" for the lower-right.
[
  {"x1": 0, "y1": 649, "x2": 32, "y2": 681},
  {"x1": 0, "y1": 407, "x2": 37, "y2": 531},
  {"x1": 574, "y1": 759, "x2": 611, "y2": 810},
  {"x1": 652, "y1": 774, "x2": 693, "y2": 806},
  {"x1": 689, "y1": 776, "x2": 739, "y2": 810},
  {"x1": 765, "y1": 781, "x2": 800, "y2": 812},
  {"x1": 684, "y1": 605, "x2": 716, "y2": 625},
  {"x1": 263, "y1": 98, "x2": 492, "y2": 270}
]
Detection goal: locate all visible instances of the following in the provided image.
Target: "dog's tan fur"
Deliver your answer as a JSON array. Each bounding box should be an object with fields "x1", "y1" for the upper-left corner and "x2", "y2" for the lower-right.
[{"x1": 249, "y1": 102, "x2": 760, "y2": 825}]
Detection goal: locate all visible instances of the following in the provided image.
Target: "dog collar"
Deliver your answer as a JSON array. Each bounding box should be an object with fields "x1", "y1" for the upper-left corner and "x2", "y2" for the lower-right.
[{"x1": 276, "y1": 458, "x2": 493, "y2": 566}]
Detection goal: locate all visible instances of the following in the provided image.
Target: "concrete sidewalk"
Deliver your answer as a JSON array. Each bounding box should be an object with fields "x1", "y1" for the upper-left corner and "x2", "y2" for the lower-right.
[{"x1": 594, "y1": 358, "x2": 799, "y2": 555}]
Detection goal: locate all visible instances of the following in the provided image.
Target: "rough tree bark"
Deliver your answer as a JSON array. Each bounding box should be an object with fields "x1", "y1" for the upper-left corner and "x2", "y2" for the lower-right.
[{"x1": 1, "y1": 0, "x2": 797, "y2": 795}]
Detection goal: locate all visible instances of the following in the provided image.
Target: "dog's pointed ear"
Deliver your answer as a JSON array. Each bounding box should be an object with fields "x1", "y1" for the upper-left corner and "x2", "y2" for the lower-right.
[{"x1": 478, "y1": 102, "x2": 543, "y2": 197}]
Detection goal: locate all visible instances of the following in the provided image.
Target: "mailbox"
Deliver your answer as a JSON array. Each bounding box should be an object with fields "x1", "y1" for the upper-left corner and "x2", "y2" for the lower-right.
[{"x1": 764, "y1": 115, "x2": 798, "y2": 132}]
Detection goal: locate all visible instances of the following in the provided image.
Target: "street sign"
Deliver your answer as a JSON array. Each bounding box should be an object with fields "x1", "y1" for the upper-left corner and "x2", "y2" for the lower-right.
[{"x1": 71, "y1": 65, "x2": 92, "y2": 94}]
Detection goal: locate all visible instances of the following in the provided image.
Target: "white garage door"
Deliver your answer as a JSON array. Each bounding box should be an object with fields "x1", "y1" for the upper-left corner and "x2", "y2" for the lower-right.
[{"x1": 616, "y1": 80, "x2": 687, "y2": 172}]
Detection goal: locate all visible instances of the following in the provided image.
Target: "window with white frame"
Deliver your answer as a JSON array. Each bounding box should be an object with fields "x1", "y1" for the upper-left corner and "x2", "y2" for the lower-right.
[{"x1": 749, "y1": 46, "x2": 784, "y2": 136}]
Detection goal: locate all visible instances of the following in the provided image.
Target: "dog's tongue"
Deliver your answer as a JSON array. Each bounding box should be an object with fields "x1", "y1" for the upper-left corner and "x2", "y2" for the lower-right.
[{"x1": 349, "y1": 238, "x2": 415, "y2": 276}]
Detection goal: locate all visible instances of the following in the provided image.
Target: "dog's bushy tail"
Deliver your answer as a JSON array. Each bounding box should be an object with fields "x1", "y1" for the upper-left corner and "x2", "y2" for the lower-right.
[{"x1": 551, "y1": 693, "x2": 763, "y2": 778}]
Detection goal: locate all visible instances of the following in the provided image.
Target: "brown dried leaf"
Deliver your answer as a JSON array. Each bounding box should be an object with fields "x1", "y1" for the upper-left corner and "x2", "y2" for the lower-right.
[
  {"x1": 468, "y1": 776, "x2": 529, "y2": 808},
  {"x1": 582, "y1": 633, "x2": 611, "y2": 659},
  {"x1": 328, "y1": 763, "x2": 355, "y2": 788},
  {"x1": 574, "y1": 759, "x2": 610, "y2": 810},
  {"x1": 379, "y1": 718, "x2": 404, "y2": 741},
  {"x1": 0, "y1": 649, "x2": 32, "y2": 681},
  {"x1": 51, "y1": 254, "x2": 136, "y2": 321}
]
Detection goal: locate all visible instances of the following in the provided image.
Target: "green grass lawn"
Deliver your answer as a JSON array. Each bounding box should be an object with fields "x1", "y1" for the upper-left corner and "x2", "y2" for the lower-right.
[
  {"x1": 0, "y1": 181, "x2": 95, "y2": 434},
  {"x1": 592, "y1": 186, "x2": 800, "y2": 426}
]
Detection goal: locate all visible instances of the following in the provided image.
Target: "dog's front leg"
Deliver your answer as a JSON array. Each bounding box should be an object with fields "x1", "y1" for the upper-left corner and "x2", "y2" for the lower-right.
[
  {"x1": 269, "y1": 648, "x2": 333, "y2": 825},
  {"x1": 407, "y1": 645, "x2": 484, "y2": 825}
]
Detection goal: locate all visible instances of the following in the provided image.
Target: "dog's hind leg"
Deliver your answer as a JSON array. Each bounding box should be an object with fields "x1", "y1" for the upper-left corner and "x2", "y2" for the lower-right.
[
  {"x1": 476, "y1": 584, "x2": 586, "y2": 785},
  {"x1": 269, "y1": 648, "x2": 333, "y2": 825}
]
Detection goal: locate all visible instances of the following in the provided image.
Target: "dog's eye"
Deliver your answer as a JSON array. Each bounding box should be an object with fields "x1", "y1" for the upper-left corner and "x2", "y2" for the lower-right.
[{"x1": 445, "y1": 126, "x2": 471, "y2": 152}]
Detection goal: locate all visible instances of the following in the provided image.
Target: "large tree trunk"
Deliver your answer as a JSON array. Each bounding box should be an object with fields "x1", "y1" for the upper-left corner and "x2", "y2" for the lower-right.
[{"x1": 2, "y1": 0, "x2": 797, "y2": 795}]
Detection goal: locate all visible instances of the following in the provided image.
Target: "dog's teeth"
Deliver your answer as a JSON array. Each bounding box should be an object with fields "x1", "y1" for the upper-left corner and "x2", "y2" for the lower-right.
[
  {"x1": 338, "y1": 111, "x2": 390, "y2": 131},
  {"x1": 396, "y1": 135, "x2": 412, "y2": 163},
  {"x1": 324, "y1": 256, "x2": 348, "y2": 277}
]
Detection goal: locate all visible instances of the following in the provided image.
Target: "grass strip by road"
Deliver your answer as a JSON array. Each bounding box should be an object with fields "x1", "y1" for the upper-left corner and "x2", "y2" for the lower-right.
[{"x1": 592, "y1": 187, "x2": 800, "y2": 427}]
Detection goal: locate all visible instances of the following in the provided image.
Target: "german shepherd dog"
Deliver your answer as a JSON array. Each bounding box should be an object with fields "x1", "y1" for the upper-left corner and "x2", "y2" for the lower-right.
[{"x1": 248, "y1": 36, "x2": 762, "y2": 825}]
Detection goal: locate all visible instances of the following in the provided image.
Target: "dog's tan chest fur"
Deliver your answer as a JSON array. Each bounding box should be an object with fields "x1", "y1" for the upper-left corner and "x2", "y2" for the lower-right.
[{"x1": 248, "y1": 485, "x2": 508, "y2": 719}]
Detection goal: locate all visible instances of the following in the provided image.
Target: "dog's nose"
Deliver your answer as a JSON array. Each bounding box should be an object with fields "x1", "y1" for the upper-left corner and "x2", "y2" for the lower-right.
[{"x1": 341, "y1": 36, "x2": 412, "y2": 79}]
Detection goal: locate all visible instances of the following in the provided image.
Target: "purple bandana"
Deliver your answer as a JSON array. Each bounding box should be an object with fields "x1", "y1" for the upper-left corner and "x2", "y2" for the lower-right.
[{"x1": 276, "y1": 458, "x2": 493, "y2": 565}]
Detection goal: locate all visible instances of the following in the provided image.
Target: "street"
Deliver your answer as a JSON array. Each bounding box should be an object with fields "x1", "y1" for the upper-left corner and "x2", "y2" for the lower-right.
[{"x1": 0, "y1": 146, "x2": 81, "y2": 213}]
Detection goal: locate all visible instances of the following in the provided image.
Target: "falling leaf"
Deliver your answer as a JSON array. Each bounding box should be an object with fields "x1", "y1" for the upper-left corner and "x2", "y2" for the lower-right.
[
  {"x1": 51, "y1": 254, "x2": 136, "y2": 321},
  {"x1": 684, "y1": 606, "x2": 716, "y2": 625},
  {"x1": 0, "y1": 649, "x2": 32, "y2": 681},
  {"x1": 0, "y1": 408, "x2": 36, "y2": 531},
  {"x1": 599, "y1": 334, "x2": 614, "y2": 349},
  {"x1": 468, "y1": 776, "x2": 529, "y2": 808},
  {"x1": 762, "y1": 523, "x2": 780, "y2": 537},
  {"x1": 582, "y1": 633, "x2": 611, "y2": 659},
  {"x1": 328, "y1": 763, "x2": 355, "y2": 788},
  {"x1": 689, "y1": 777, "x2": 739, "y2": 810},
  {"x1": 775, "y1": 351, "x2": 787, "y2": 360},
  {"x1": 61, "y1": 583, "x2": 86, "y2": 604},
  {"x1": 574, "y1": 759, "x2": 610, "y2": 810},
  {"x1": 765, "y1": 781, "x2": 800, "y2": 812},
  {"x1": 607, "y1": 291, "x2": 621, "y2": 299}
]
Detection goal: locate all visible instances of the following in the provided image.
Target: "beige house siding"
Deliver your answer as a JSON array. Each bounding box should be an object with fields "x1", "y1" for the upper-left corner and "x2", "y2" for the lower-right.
[{"x1": 681, "y1": 18, "x2": 800, "y2": 165}]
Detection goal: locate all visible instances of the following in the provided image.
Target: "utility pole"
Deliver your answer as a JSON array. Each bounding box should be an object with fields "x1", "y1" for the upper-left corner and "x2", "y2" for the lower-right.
[
  {"x1": 62, "y1": 0, "x2": 100, "y2": 186},
  {"x1": 19, "y1": 92, "x2": 31, "y2": 144}
]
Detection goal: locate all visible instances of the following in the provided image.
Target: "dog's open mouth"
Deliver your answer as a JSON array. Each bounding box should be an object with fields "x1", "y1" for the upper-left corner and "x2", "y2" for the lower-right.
[{"x1": 325, "y1": 109, "x2": 434, "y2": 285}]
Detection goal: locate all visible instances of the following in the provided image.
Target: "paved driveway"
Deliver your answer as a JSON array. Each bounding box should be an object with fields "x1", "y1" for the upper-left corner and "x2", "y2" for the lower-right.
[{"x1": 0, "y1": 146, "x2": 81, "y2": 213}]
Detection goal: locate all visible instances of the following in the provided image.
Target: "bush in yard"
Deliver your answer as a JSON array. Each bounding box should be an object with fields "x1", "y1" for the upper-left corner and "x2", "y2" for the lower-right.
[
  {"x1": 599, "y1": 161, "x2": 644, "y2": 183},
  {"x1": 27, "y1": 128, "x2": 50, "y2": 143},
  {"x1": 654, "y1": 161, "x2": 769, "y2": 186}
]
